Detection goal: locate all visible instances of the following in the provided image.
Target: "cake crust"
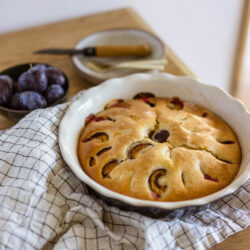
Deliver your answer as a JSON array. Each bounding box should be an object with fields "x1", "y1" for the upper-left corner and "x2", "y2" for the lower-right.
[{"x1": 77, "y1": 95, "x2": 241, "y2": 201}]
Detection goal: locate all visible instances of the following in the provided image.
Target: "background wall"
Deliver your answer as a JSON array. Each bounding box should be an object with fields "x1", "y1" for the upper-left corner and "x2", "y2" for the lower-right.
[{"x1": 0, "y1": 0, "x2": 245, "y2": 91}]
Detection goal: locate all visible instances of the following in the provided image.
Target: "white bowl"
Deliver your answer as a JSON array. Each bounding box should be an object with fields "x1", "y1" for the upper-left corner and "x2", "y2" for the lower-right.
[
  {"x1": 72, "y1": 28, "x2": 165, "y2": 84},
  {"x1": 59, "y1": 73, "x2": 250, "y2": 210}
]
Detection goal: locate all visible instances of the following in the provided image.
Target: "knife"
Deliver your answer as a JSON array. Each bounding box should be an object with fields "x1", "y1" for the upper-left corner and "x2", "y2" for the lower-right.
[{"x1": 34, "y1": 44, "x2": 151, "y2": 57}]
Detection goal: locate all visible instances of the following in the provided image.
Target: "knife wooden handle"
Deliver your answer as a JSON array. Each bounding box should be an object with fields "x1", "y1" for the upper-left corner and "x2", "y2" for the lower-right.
[{"x1": 95, "y1": 44, "x2": 151, "y2": 57}]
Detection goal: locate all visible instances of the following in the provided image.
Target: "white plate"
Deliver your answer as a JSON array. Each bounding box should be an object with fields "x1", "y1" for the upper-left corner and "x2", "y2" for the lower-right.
[
  {"x1": 72, "y1": 29, "x2": 165, "y2": 84},
  {"x1": 59, "y1": 73, "x2": 250, "y2": 210}
]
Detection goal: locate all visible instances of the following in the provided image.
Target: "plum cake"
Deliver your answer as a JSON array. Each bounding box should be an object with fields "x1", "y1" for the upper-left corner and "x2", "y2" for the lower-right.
[{"x1": 77, "y1": 93, "x2": 241, "y2": 201}]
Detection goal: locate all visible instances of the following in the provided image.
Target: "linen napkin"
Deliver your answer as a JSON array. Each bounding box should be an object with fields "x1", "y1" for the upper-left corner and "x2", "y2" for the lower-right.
[{"x1": 0, "y1": 94, "x2": 249, "y2": 250}]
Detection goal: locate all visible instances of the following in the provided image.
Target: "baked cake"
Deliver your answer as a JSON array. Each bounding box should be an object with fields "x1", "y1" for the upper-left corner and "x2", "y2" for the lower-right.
[{"x1": 77, "y1": 93, "x2": 241, "y2": 201}]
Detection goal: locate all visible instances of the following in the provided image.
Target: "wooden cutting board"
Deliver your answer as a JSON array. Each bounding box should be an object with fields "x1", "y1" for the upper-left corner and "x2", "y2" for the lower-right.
[{"x1": 0, "y1": 8, "x2": 249, "y2": 249}]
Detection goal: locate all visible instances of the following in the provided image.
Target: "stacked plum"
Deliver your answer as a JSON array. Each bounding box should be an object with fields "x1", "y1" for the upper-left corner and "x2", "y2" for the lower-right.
[{"x1": 0, "y1": 64, "x2": 66, "y2": 110}]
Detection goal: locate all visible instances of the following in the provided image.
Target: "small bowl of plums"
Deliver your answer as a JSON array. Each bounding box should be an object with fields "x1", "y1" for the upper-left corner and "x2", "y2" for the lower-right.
[{"x1": 0, "y1": 63, "x2": 69, "y2": 120}]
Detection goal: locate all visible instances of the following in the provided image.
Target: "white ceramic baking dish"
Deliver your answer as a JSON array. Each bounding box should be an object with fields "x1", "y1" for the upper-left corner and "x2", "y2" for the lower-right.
[{"x1": 59, "y1": 73, "x2": 250, "y2": 210}]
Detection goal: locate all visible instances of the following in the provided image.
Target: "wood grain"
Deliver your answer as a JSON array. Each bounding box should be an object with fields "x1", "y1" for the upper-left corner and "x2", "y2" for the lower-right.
[
  {"x1": 231, "y1": 0, "x2": 250, "y2": 95},
  {"x1": 0, "y1": 8, "x2": 195, "y2": 129},
  {"x1": 0, "y1": 8, "x2": 248, "y2": 249},
  {"x1": 212, "y1": 227, "x2": 250, "y2": 250}
]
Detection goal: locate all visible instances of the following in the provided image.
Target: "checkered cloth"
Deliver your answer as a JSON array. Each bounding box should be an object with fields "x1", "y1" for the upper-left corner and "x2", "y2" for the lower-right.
[{"x1": 0, "y1": 94, "x2": 249, "y2": 250}]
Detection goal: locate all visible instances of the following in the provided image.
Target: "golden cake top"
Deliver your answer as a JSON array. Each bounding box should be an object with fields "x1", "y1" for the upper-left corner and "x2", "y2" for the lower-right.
[{"x1": 77, "y1": 93, "x2": 241, "y2": 201}]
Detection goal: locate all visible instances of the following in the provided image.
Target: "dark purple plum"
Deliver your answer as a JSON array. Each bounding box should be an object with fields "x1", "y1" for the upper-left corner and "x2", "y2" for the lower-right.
[
  {"x1": 44, "y1": 84, "x2": 65, "y2": 105},
  {"x1": 46, "y1": 66, "x2": 66, "y2": 87},
  {"x1": 11, "y1": 91, "x2": 47, "y2": 110},
  {"x1": 32, "y1": 64, "x2": 47, "y2": 71},
  {"x1": 17, "y1": 66, "x2": 48, "y2": 93},
  {"x1": 12, "y1": 81, "x2": 19, "y2": 93},
  {"x1": 154, "y1": 130, "x2": 169, "y2": 143},
  {"x1": 0, "y1": 75, "x2": 13, "y2": 105}
]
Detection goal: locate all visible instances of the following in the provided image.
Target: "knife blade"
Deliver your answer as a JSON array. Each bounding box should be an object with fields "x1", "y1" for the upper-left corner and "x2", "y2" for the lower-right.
[{"x1": 34, "y1": 44, "x2": 151, "y2": 57}]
